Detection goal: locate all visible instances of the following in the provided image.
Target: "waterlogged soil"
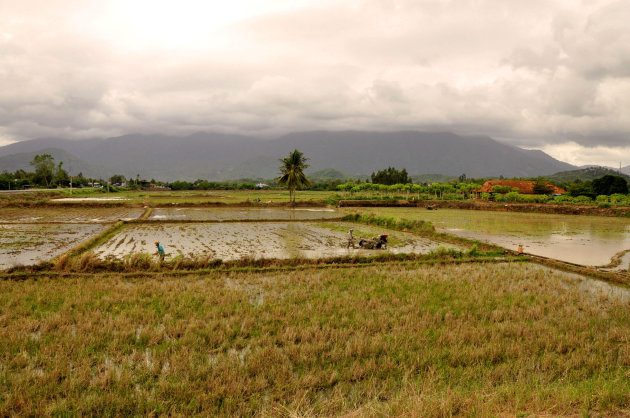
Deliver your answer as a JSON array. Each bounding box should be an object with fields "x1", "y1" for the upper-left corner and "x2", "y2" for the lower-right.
[
  {"x1": 0, "y1": 223, "x2": 106, "y2": 268},
  {"x1": 350, "y1": 208, "x2": 630, "y2": 266},
  {"x1": 94, "y1": 222, "x2": 455, "y2": 261},
  {"x1": 52, "y1": 197, "x2": 130, "y2": 202},
  {"x1": 532, "y1": 264, "x2": 630, "y2": 304},
  {"x1": 0, "y1": 207, "x2": 144, "y2": 223},
  {"x1": 149, "y1": 207, "x2": 340, "y2": 221}
]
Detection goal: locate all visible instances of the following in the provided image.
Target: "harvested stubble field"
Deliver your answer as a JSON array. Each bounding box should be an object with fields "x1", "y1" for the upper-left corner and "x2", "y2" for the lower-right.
[{"x1": 1, "y1": 262, "x2": 629, "y2": 416}]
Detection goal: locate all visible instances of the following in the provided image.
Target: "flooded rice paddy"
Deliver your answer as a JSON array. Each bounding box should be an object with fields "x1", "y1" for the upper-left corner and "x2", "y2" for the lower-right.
[
  {"x1": 149, "y1": 207, "x2": 340, "y2": 221},
  {"x1": 0, "y1": 223, "x2": 107, "y2": 269},
  {"x1": 93, "y1": 222, "x2": 455, "y2": 261},
  {"x1": 0, "y1": 207, "x2": 143, "y2": 268},
  {"x1": 350, "y1": 208, "x2": 630, "y2": 266},
  {"x1": 0, "y1": 207, "x2": 144, "y2": 223}
]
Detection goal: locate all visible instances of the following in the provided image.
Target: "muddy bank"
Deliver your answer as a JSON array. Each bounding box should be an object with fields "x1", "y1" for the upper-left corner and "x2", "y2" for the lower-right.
[{"x1": 338, "y1": 199, "x2": 630, "y2": 217}]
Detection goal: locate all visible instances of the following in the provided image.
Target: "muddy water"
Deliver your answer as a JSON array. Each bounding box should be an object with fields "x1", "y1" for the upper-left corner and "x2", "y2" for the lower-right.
[
  {"x1": 0, "y1": 223, "x2": 106, "y2": 268},
  {"x1": 94, "y1": 222, "x2": 456, "y2": 261},
  {"x1": 0, "y1": 207, "x2": 144, "y2": 223},
  {"x1": 352, "y1": 208, "x2": 630, "y2": 266},
  {"x1": 149, "y1": 207, "x2": 340, "y2": 221}
]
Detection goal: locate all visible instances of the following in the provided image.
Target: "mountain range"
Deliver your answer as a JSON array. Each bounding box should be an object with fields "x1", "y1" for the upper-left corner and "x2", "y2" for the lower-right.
[{"x1": 0, "y1": 131, "x2": 578, "y2": 181}]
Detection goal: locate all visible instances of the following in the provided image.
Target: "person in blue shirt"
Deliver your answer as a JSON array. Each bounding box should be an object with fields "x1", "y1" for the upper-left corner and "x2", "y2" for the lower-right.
[{"x1": 155, "y1": 241, "x2": 165, "y2": 260}]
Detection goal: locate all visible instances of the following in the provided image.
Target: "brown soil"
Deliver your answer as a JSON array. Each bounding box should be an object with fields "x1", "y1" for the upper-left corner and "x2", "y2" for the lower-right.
[{"x1": 338, "y1": 199, "x2": 630, "y2": 217}]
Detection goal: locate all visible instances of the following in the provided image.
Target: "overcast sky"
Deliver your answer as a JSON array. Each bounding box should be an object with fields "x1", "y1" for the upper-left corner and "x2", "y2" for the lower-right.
[{"x1": 1, "y1": 0, "x2": 629, "y2": 166}]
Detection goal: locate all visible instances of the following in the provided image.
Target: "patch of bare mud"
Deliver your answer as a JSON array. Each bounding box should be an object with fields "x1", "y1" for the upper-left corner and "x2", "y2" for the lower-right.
[
  {"x1": 93, "y1": 222, "x2": 457, "y2": 261},
  {"x1": 0, "y1": 223, "x2": 107, "y2": 268},
  {"x1": 149, "y1": 207, "x2": 340, "y2": 221}
]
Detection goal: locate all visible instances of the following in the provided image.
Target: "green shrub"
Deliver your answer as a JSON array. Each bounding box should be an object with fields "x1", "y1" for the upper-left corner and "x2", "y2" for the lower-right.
[
  {"x1": 573, "y1": 195, "x2": 593, "y2": 205},
  {"x1": 553, "y1": 195, "x2": 574, "y2": 204},
  {"x1": 341, "y1": 214, "x2": 435, "y2": 233},
  {"x1": 504, "y1": 192, "x2": 520, "y2": 202}
]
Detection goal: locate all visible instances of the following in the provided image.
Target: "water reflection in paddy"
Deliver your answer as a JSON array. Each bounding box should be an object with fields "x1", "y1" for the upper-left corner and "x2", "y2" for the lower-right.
[
  {"x1": 150, "y1": 207, "x2": 340, "y2": 221},
  {"x1": 349, "y1": 208, "x2": 630, "y2": 266}
]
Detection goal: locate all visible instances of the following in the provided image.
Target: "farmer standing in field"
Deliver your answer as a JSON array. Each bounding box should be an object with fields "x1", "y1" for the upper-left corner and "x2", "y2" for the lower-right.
[
  {"x1": 347, "y1": 228, "x2": 356, "y2": 249},
  {"x1": 155, "y1": 241, "x2": 165, "y2": 261}
]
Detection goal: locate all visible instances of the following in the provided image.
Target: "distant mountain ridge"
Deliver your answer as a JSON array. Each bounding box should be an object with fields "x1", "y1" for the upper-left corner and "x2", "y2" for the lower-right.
[
  {"x1": 0, "y1": 131, "x2": 575, "y2": 181},
  {"x1": 548, "y1": 166, "x2": 630, "y2": 182}
]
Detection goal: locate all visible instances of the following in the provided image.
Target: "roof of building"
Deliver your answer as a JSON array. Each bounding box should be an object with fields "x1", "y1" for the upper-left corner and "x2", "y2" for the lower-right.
[{"x1": 476, "y1": 180, "x2": 566, "y2": 195}]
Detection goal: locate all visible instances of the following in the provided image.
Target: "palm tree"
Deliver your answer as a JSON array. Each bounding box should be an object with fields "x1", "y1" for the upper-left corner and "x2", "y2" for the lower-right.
[{"x1": 278, "y1": 149, "x2": 312, "y2": 205}]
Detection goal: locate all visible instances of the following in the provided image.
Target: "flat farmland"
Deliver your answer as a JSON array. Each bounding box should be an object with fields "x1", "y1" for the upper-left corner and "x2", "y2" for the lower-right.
[
  {"x1": 93, "y1": 221, "x2": 455, "y2": 261},
  {"x1": 0, "y1": 207, "x2": 144, "y2": 223},
  {"x1": 346, "y1": 208, "x2": 630, "y2": 266},
  {"x1": 1, "y1": 202, "x2": 629, "y2": 416},
  {"x1": 0, "y1": 207, "x2": 144, "y2": 268},
  {"x1": 149, "y1": 207, "x2": 340, "y2": 221},
  {"x1": 1, "y1": 263, "x2": 628, "y2": 416},
  {"x1": 0, "y1": 223, "x2": 107, "y2": 269}
]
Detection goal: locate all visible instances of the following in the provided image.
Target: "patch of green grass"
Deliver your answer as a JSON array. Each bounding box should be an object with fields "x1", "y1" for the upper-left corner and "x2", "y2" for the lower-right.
[{"x1": 341, "y1": 213, "x2": 435, "y2": 233}]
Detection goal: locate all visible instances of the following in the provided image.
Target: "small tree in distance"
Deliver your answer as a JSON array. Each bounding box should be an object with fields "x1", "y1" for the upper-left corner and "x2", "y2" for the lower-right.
[
  {"x1": 30, "y1": 153, "x2": 55, "y2": 187},
  {"x1": 533, "y1": 179, "x2": 555, "y2": 195},
  {"x1": 278, "y1": 149, "x2": 312, "y2": 205},
  {"x1": 371, "y1": 167, "x2": 410, "y2": 185}
]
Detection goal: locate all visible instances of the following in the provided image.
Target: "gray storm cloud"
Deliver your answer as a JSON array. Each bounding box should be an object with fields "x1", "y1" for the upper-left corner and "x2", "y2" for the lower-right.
[{"x1": 1, "y1": 0, "x2": 629, "y2": 164}]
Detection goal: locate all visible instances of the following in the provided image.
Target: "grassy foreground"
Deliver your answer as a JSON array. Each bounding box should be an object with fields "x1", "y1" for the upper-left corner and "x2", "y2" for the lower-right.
[{"x1": 1, "y1": 262, "x2": 629, "y2": 416}]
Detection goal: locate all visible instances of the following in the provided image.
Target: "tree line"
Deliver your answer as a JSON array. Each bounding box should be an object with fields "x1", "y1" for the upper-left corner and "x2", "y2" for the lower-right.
[{"x1": 0, "y1": 154, "x2": 141, "y2": 190}]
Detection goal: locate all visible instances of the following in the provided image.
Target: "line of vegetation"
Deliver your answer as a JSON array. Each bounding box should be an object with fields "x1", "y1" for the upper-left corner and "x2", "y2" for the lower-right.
[
  {"x1": 127, "y1": 217, "x2": 345, "y2": 224},
  {"x1": 341, "y1": 213, "x2": 435, "y2": 233},
  {"x1": 52, "y1": 221, "x2": 127, "y2": 271},
  {"x1": 1, "y1": 256, "x2": 530, "y2": 281},
  {"x1": 9, "y1": 245, "x2": 512, "y2": 275}
]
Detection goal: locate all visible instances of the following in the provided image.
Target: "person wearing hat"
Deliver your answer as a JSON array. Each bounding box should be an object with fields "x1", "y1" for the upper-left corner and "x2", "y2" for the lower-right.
[
  {"x1": 347, "y1": 228, "x2": 356, "y2": 249},
  {"x1": 155, "y1": 241, "x2": 165, "y2": 260}
]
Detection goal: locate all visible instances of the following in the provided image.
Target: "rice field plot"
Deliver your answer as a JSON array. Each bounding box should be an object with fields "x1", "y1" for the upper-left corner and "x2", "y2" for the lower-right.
[
  {"x1": 1, "y1": 263, "x2": 629, "y2": 416},
  {"x1": 0, "y1": 207, "x2": 144, "y2": 223},
  {"x1": 149, "y1": 207, "x2": 340, "y2": 221},
  {"x1": 0, "y1": 223, "x2": 107, "y2": 269},
  {"x1": 93, "y1": 221, "x2": 457, "y2": 261},
  {"x1": 347, "y1": 208, "x2": 630, "y2": 266}
]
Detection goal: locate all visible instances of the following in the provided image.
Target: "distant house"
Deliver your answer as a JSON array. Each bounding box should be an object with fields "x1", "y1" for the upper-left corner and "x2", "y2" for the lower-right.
[
  {"x1": 140, "y1": 181, "x2": 170, "y2": 191},
  {"x1": 473, "y1": 180, "x2": 566, "y2": 197}
]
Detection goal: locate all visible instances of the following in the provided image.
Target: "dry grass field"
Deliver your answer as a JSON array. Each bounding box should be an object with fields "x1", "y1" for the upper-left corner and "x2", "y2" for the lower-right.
[{"x1": 1, "y1": 262, "x2": 628, "y2": 416}]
